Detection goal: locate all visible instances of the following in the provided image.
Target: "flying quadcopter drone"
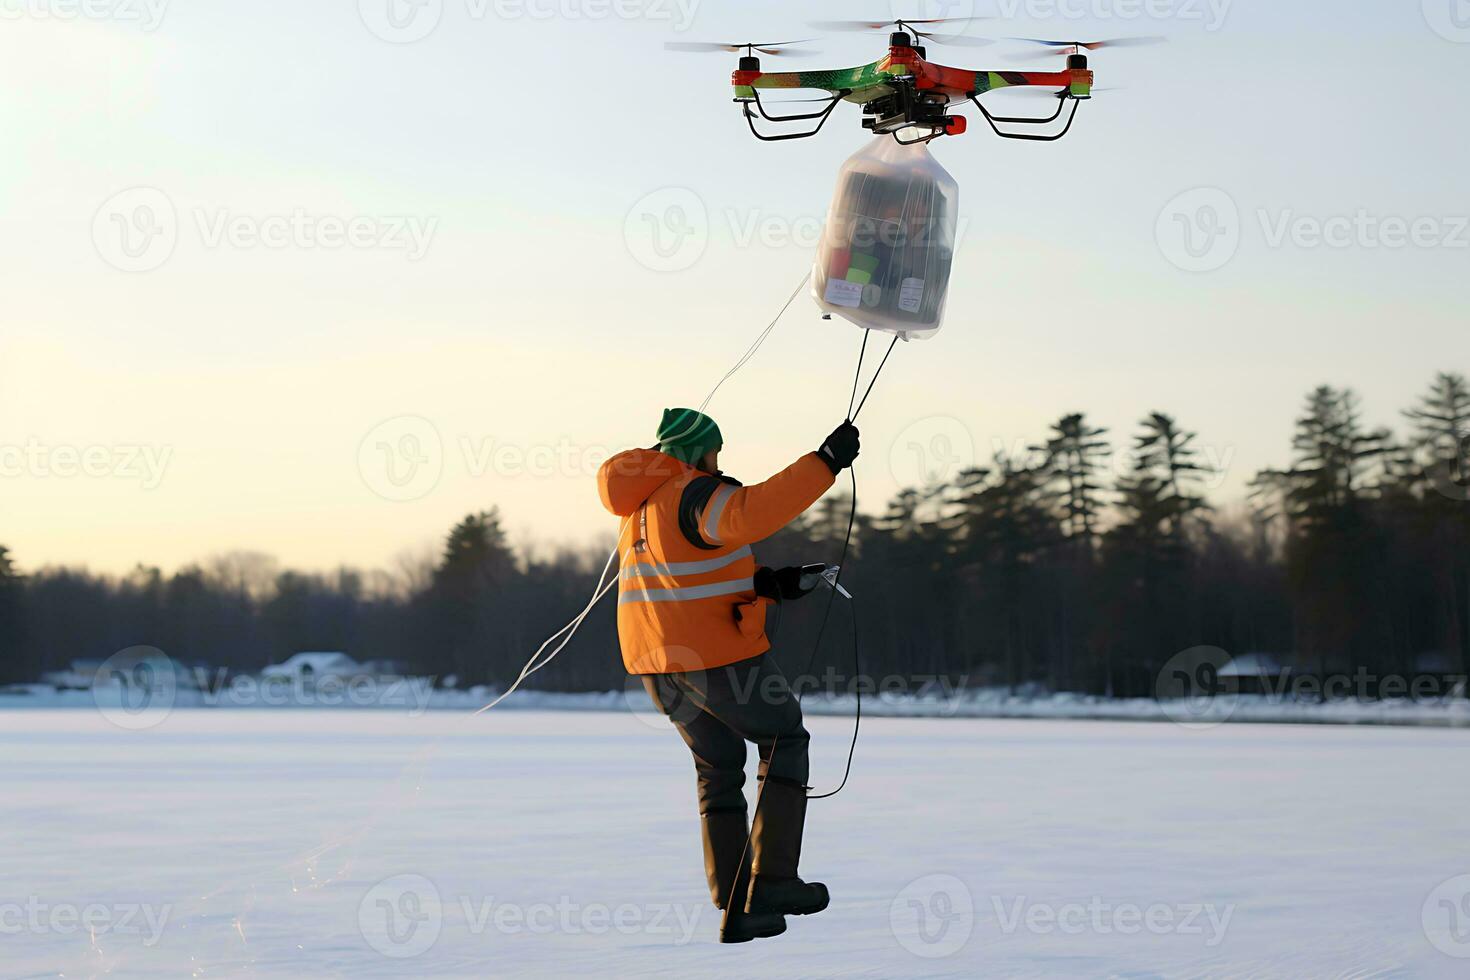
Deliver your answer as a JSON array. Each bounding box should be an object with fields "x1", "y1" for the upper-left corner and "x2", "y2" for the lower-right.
[{"x1": 668, "y1": 19, "x2": 1160, "y2": 144}]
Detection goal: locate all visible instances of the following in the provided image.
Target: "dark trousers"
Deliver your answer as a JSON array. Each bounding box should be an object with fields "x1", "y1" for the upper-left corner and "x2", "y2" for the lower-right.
[{"x1": 642, "y1": 653, "x2": 811, "y2": 813}]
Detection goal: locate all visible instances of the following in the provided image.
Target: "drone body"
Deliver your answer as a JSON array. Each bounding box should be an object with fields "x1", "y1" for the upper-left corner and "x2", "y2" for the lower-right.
[{"x1": 729, "y1": 28, "x2": 1096, "y2": 144}]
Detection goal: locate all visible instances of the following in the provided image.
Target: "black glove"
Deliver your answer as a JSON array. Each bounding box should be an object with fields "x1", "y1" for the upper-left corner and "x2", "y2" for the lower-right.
[
  {"x1": 818, "y1": 421, "x2": 860, "y2": 474},
  {"x1": 754, "y1": 566, "x2": 818, "y2": 602}
]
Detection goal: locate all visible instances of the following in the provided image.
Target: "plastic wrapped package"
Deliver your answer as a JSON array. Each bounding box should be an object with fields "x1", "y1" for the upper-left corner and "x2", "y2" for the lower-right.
[{"x1": 812, "y1": 136, "x2": 959, "y2": 340}]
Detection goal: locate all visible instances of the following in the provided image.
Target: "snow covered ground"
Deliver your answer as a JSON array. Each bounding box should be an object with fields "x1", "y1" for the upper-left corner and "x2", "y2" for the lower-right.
[
  {"x1": 6, "y1": 708, "x2": 1470, "y2": 978},
  {"x1": 9, "y1": 681, "x2": 1470, "y2": 727}
]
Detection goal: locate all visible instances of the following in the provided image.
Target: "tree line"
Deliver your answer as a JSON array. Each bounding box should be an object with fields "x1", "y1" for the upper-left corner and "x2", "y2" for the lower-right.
[{"x1": 1, "y1": 373, "x2": 1466, "y2": 698}]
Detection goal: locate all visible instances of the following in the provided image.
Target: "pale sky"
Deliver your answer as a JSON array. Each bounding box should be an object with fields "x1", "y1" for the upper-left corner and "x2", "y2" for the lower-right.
[{"x1": 1, "y1": 0, "x2": 1466, "y2": 576}]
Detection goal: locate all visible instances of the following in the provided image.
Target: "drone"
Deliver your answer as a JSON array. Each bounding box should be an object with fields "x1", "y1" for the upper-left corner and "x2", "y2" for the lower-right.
[{"x1": 668, "y1": 20, "x2": 1161, "y2": 145}]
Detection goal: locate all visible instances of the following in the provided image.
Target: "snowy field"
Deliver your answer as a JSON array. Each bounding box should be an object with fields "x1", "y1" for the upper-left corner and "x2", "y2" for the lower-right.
[{"x1": 6, "y1": 709, "x2": 1470, "y2": 979}]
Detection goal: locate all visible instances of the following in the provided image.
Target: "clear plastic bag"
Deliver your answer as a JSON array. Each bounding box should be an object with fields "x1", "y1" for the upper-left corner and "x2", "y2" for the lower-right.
[{"x1": 812, "y1": 136, "x2": 958, "y2": 340}]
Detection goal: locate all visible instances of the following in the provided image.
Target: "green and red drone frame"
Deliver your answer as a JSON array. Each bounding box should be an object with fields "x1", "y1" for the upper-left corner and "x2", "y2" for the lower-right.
[{"x1": 731, "y1": 28, "x2": 1095, "y2": 144}]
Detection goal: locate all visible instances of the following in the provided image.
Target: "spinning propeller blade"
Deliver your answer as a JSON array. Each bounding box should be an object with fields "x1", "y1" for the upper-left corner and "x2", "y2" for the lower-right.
[
  {"x1": 1005, "y1": 35, "x2": 1165, "y2": 58},
  {"x1": 808, "y1": 16, "x2": 988, "y2": 35},
  {"x1": 911, "y1": 30, "x2": 994, "y2": 47},
  {"x1": 664, "y1": 39, "x2": 818, "y2": 56}
]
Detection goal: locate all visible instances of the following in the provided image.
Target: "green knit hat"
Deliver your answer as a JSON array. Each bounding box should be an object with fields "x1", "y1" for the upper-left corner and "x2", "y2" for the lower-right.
[{"x1": 657, "y1": 408, "x2": 723, "y2": 467}]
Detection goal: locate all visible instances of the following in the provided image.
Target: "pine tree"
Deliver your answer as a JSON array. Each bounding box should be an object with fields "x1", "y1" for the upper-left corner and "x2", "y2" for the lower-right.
[
  {"x1": 1401, "y1": 372, "x2": 1470, "y2": 675},
  {"x1": 0, "y1": 546, "x2": 29, "y2": 685},
  {"x1": 1285, "y1": 386, "x2": 1393, "y2": 524},
  {"x1": 429, "y1": 509, "x2": 519, "y2": 685},
  {"x1": 1033, "y1": 413, "x2": 1111, "y2": 547},
  {"x1": 1404, "y1": 371, "x2": 1470, "y2": 497}
]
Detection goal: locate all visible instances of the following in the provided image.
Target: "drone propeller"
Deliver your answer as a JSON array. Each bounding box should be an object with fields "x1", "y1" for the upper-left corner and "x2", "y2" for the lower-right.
[
  {"x1": 810, "y1": 17, "x2": 979, "y2": 29},
  {"x1": 807, "y1": 17, "x2": 992, "y2": 45},
  {"x1": 1005, "y1": 35, "x2": 1165, "y2": 58},
  {"x1": 664, "y1": 39, "x2": 818, "y2": 56}
]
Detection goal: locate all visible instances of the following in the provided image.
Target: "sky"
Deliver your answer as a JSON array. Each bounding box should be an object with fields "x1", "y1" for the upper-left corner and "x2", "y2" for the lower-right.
[{"x1": 1, "y1": 0, "x2": 1466, "y2": 577}]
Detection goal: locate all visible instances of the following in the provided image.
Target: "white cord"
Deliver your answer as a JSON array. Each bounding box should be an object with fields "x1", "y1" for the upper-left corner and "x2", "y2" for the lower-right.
[{"x1": 470, "y1": 269, "x2": 809, "y2": 715}]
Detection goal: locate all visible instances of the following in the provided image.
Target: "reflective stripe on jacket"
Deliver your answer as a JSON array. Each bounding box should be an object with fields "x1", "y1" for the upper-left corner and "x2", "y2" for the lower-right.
[{"x1": 597, "y1": 447, "x2": 835, "y2": 674}]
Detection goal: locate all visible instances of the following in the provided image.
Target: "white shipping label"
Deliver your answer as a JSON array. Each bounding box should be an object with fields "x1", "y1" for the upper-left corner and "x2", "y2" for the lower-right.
[
  {"x1": 898, "y1": 277, "x2": 925, "y2": 313},
  {"x1": 824, "y1": 278, "x2": 864, "y2": 309}
]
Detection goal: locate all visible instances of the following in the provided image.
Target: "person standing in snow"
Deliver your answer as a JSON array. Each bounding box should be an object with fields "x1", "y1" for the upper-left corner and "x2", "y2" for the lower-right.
[{"x1": 597, "y1": 408, "x2": 860, "y2": 943}]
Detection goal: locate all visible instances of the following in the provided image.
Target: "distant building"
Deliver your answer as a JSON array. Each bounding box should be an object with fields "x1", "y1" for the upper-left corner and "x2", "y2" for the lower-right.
[
  {"x1": 41, "y1": 658, "x2": 106, "y2": 690},
  {"x1": 261, "y1": 652, "x2": 366, "y2": 683},
  {"x1": 1219, "y1": 652, "x2": 1291, "y2": 696}
]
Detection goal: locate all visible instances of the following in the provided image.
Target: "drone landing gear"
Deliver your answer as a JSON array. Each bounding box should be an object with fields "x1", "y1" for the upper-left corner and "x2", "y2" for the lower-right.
[
  {"x1": 968, "y1": 92, "x2": 1083, "y2": 143},
  {"x1": 737, "y1": 87, "x2": 849, "y2": 142}
]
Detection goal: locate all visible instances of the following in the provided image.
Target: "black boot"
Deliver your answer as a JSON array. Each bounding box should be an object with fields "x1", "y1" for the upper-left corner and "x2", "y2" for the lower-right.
[
  {"x1": 747, "y1": 779, "x2": 830, "y2": 917},
  {"x1": 702, "y1": 810, "x2": 787, "y2": 943}
]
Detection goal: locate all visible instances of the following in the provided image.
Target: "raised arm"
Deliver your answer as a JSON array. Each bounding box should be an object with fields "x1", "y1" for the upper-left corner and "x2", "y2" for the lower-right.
[{"x1": 690, "y1": 423, "x2": 861, "y2": 549}]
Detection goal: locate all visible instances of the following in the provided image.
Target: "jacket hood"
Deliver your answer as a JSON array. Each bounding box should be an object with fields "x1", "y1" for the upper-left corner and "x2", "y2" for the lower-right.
[{"x1": 598, "y1": 448, "x2": 695, "y2": 517}]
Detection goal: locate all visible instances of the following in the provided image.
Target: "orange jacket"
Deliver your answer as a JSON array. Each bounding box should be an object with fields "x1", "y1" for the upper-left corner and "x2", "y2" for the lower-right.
[{"x1": 597, "y1": 448, "x2": 836, "y2": 674}]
